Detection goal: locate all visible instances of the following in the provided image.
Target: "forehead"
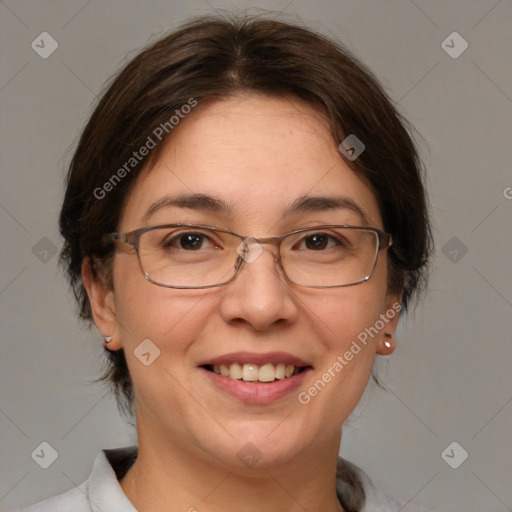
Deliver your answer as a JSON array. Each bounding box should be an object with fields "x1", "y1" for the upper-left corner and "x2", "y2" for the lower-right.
[{"x1": 119, "y1": 94, "x2": 382, "y2": 232}]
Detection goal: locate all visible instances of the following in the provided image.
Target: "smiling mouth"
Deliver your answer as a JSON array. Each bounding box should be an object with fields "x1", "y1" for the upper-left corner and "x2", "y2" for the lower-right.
[{"x1": 202, "y1": 363, "x2": 310, "y2": 383}]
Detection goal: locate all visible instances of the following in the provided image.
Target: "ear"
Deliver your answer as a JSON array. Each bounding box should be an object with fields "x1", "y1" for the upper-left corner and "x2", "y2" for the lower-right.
[
  {"x1": 375, "y1": 292, "x2": 402, "y2": 356},
  {"x1": 82, "y1": 257, "x2": 122, "y2": 351}
]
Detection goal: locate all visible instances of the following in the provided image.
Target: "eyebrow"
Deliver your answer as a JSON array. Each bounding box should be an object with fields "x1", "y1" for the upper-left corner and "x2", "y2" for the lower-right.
[
  {"x1": 142, "y1": 193, "x2": 233, "y2": 221},
  {"x1": 286, "y1": 195, "x2": 370, "y2": 225},
  {"x1": 142, "y1": 193, "x2": 370, "y2": 225}
]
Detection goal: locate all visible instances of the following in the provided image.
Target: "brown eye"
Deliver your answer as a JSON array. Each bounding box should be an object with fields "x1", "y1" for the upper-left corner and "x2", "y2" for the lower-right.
[
  {"x1": 178, "y1": 234, "x2": 203, "y2": 250},
  {"x1": 162, "y1": 232, "x2": 213, "y2": 250},
  {"x1": 298, "y1": 233, "x2": 343, "y2": 251},
  {"x1": 305, "y1": 233, "x2": 329, "y2": 250}
]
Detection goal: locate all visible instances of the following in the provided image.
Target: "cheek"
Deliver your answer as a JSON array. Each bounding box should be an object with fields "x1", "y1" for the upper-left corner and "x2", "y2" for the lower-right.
[
  {"x1": 112, "y1": 253, "x2": 214, "y2": 347},
  {"x1": 298, "y1": 278, "x2": 387, "y2": 407},
  {"x1": 297, "y1": 294, "x2": 381, "y2": 420},
  {"x1": 307, "y1": 281, "x2": 387, "y2": 347}
]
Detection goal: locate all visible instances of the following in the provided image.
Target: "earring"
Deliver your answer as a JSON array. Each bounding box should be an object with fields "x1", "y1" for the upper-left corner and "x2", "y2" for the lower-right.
[
  {"x1": 383, "y1": 333, "x2": 392, "y2": 349},
  {"x1": 103, "y1": 336, "x2": 113, "y2": 344}
]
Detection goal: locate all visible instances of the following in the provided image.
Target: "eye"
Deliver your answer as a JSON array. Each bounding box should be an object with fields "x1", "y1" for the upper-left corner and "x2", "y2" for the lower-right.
[
  {"x1": 296, "y1": 232, "x2": 344, "y2": 250},
  {"x1": 162, "y1": 231, "x2": 215, "y2": 251}
]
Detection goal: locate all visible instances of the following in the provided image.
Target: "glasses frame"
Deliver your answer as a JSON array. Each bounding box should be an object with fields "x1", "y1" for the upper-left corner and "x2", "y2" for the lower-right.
[{"x1": 105, "y1": 223, "x2": 393, "y2": 289}]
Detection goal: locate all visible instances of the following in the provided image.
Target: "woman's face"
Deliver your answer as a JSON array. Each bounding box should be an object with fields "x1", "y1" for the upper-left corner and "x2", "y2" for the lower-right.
[{"x1": 92, "y1": 94, "x2": 399, "y2": 468}]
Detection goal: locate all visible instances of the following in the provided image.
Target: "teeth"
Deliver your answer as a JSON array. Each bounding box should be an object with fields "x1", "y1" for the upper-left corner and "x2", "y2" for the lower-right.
[
  {"x1": 213, "y1": 363, "x2": 303, "y2": 382},
  {"x1": 258, "y1": 363, "x2": 276, "y2": 382},
  {"x1": 275, "y1": 363, "x2": 286, "y2": 379},
  {"x1": 242, "y1": 364, "x2": 258, "y2": 381},
  {"x1": 230, "y1": 363, "x2": 243, "y2": 379}
]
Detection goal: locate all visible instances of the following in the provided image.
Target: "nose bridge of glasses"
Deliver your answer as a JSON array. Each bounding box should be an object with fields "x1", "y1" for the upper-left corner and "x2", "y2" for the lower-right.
[{"x1": 235, "y1": 235, "x2": 282, "y2": 266}]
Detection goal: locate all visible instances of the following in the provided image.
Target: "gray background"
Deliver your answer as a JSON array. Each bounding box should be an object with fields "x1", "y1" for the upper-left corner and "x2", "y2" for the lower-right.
[{"x1": 1, "y1": 1, "x2": 511, "y2": 511}]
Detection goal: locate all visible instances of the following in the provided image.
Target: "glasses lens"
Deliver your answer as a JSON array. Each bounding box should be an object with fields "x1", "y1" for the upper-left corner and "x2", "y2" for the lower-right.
[
  {"x1": 136, "y1": 225, "x2": 380, "y2": 288},
  {"x1": 138, "y1": 226, "x2": 239, "y2": 287},
  {"x1": 281, "y1": 227, "x2": 379, "y2": 287}
]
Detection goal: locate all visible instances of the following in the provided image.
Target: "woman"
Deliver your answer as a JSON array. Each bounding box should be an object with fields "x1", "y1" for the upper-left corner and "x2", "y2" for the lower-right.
[{"x1": 18, "y1": 13, "x2": 433, "y2": 512}]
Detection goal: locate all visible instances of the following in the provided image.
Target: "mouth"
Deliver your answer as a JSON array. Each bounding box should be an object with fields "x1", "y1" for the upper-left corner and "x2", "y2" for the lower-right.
[
  {"x1": 197, "y1": 351, "x2": 313, "y2": 403},
  {"x1": 201, "y1": 362, "x2": 310, "y2": 383}
]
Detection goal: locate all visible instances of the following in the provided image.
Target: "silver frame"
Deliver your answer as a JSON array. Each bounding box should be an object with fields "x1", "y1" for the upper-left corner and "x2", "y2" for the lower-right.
[{"x1": 105, "y1": 223, "x2": 393, "y2": 289}]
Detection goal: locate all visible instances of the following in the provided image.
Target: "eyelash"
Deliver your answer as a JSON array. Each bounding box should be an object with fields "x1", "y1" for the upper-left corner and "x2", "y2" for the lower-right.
[{"x1": 160, "y1": 230, "x2": 347, "y2": 251}]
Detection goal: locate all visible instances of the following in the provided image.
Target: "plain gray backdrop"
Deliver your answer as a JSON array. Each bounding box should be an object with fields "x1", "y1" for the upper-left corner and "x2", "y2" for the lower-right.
[{"x1": 1, "y1": 1, "x2": 511, "y2": 511}]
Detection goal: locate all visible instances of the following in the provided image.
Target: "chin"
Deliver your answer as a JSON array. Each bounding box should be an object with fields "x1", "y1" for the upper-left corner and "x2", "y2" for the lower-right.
[{"x1": 200, "y1": 426, "x2": 308, "y2": 471}]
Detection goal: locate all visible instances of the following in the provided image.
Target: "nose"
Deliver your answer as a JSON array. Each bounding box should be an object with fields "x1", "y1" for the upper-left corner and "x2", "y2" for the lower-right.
[{"x1": 218, "y1": 243, "x2": 299, "y2": 331}]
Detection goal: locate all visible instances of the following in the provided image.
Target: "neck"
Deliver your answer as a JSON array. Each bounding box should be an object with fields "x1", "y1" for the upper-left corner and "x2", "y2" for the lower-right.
[{"x1": 120, "y1": 423, "x2": 345, "y2": 512}]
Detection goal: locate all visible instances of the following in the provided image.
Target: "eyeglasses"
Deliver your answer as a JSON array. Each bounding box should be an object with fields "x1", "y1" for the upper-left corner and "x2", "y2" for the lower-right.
[{"x1": 105, "y1": 223, "x2": 392, "y2": 289}]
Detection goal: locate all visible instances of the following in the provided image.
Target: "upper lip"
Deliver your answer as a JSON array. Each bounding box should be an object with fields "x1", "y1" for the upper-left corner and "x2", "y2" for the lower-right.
[{"x1": 197, "y1": 351, "x2": 312, "y2": 368}]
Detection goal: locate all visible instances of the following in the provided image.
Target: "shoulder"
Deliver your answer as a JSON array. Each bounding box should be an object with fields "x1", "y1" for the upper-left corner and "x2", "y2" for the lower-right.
[
  {"x1": 10, "y1": 446, "x2": 138, "y2": 512},
  {"x1": 11, "y1": 485, "x2": 89, "y2": 512},
  {"x1": 338, "y1": 457, "x2": 438, "y2": 512}
]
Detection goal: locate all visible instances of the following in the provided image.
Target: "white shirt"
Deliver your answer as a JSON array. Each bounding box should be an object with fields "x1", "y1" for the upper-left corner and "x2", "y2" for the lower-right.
[{"x1": 13, "y1": 446, "x2": 432, "y2": 512}]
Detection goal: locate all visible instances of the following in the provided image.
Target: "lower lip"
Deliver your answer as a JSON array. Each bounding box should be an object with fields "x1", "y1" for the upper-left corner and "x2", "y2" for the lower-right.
[{"x1": 200, "y1": 367, "x2": 312, "y2": 404}]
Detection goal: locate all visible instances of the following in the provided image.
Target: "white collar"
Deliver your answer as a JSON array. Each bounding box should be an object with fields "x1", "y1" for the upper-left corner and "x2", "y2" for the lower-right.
[{"x1": 85, "y1": 446, "x2": 427, "y2": 512}]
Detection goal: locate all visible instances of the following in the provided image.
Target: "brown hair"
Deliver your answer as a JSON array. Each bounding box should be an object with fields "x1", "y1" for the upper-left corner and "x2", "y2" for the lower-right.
[{"x1": 59, "y1": 14, "x2": 432, "y2": 421}]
